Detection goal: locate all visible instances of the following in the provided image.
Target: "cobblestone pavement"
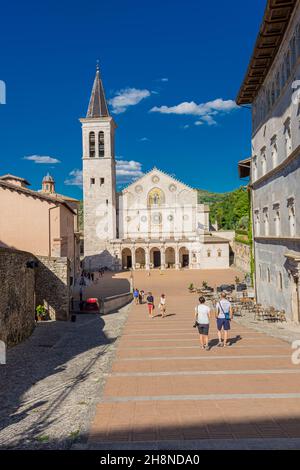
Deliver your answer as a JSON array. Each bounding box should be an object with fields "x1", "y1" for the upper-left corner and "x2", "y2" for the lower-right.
[
  {"x1": 0, "y1": 304, "x2": 131, "y2": 449},
  {"x1": 87, "y1": 269, "x2": 300, "y2": 450}
]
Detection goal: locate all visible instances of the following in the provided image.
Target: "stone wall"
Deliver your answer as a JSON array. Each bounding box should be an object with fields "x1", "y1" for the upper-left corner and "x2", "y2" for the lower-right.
[
  {"x1": 100, "y1": 292, "x2": 133, "y2": 315},
  {"x1": 233, "y1": 241, "x2": 251, "y2": 274},
  {"x1": 36, "y1": 256, "x2": 70, "y2": 321},
  {"x1": 0, "y1": 248, "x2": 71, "y2": 346},
  {"x1": 0, "y1": 247, "x2": 36, "y2": 346}
]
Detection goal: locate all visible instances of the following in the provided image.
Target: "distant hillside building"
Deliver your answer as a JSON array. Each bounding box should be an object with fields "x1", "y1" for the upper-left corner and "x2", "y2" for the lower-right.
[
  {"x1": 81, "y1": 67, "x2": 230, "y2": 271},
  {"x1": 237, "y1": 0, "x2": 300, "y2": 322}
]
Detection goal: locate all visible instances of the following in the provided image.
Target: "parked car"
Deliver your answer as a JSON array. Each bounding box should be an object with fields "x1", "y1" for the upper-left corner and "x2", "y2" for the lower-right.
[{"x1": 85, "y1": 298, "x2": 100, "y2": 312}]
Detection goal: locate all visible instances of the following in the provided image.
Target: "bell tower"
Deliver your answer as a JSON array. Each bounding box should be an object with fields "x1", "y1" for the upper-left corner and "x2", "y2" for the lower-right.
[{"x1": 80, "y1": 64, "x2": 117, "y2": 267}]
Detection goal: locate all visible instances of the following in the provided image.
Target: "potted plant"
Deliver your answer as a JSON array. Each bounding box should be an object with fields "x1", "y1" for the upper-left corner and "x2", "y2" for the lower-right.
[
  {"x1": 36, "y1": 305, "x2": 47, "y2": 321},
  {"x1": 202, "y1": 281, "x2": 208, "y2": 290},
  {"x1": 235, "y1": 276, "x2": 240, "y2": 285},
  {"x1": 188, "y1": 283, "x2": 194, "y2": 292}
]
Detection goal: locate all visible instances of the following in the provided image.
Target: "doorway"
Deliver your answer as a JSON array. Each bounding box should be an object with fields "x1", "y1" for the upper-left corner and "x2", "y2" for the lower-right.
[
  {"x1": 182, "y1": 254, "x2": 189, "y2": 267},
  {"x1": 153, "y1": 251, "x2": 161, "y2": 268}
]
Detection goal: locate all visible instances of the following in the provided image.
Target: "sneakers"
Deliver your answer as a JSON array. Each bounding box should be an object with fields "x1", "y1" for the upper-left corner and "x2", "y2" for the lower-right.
[
  {"x1": 217, "y1": 341, "x2": 223, "y2": 347},
  {"x1": 205, "y1": 344, "x2": 210, "y2": 351}
]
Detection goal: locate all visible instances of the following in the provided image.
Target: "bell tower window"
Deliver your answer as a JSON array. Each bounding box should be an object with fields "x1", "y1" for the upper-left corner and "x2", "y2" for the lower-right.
[
  {"x1": 99, "y1": 131, "x2": 105, "y2": 157},
  {"x1": 89, "y1": 132, "x2": 95, "y2": 158}
]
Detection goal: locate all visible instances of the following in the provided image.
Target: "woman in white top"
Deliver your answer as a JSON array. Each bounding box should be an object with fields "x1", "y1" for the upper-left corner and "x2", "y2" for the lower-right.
[
  {"x1": 194, "y1": 296, "x2": 210, "y2": 350},
  {"x1": 159, "y1": 294, "x2": 166, "y2": 318}
]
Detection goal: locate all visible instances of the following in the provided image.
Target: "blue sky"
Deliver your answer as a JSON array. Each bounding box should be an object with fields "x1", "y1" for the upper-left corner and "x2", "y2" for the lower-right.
[{"x1": 0, "y1": 0, "x2": 264, "y2": 198}]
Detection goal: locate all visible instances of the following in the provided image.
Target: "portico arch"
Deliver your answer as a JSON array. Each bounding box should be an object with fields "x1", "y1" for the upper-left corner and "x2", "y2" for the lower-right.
[
  {"x1": 121, "y1": 248, "x2": 132, "y2": 269},
  {"x1": 135, "y1": 247, "x2": 146, "y2": 268},
  {"x1": 179, "y1": 246, "x2": 189, "y2": 268},
  {"x1": 150, "y1": 247, "x2": 161, "y2": 268},
  {"x1": 165, "y1": 247, "x2": 175, "y2": 268}
]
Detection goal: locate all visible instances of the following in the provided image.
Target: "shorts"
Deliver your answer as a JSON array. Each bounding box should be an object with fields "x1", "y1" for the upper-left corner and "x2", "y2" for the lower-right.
[
  {"x1": 197, "y1": 324, "x2": 209, "y2": 335},
  {"x1": 217, "y1": 318, "x2": 231, "y2": 331}
]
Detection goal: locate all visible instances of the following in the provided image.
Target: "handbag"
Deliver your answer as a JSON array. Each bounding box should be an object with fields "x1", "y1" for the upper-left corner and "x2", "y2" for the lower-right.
[{"x1": 218, "y1": 301, "x2": 230, "y2": 320}]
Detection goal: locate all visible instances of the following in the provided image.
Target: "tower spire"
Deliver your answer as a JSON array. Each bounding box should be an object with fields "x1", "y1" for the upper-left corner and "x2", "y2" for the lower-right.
[{"x1": 86, "y1": 63, "x2": 109, "y2": 118}]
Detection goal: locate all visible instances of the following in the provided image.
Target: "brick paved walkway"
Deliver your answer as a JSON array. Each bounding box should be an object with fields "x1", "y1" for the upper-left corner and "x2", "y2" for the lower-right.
[{"x1": 88, "y1": 269, "x2": 300, "y2": 450}]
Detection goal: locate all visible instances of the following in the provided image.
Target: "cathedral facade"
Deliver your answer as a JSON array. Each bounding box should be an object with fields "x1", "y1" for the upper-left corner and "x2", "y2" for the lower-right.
[{"x1": 81, "y1": 67, "x2": 230, "y2": 271}]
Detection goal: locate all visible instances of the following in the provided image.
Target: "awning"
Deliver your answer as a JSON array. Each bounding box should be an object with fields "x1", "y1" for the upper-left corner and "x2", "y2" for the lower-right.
[{"x1": 238, "y1": 158, "x2": 251, "y2": 179}]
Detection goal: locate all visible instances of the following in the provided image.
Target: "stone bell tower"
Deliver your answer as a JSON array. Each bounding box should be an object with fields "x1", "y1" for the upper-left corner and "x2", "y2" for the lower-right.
[{"x1": 80, "y1": 65, "x2": 117, "y2": 268}]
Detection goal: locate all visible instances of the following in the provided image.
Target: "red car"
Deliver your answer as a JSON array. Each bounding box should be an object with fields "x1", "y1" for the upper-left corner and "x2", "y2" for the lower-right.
[{"x1": 85, "y1": 298, "x2": 100, "y2": 312}]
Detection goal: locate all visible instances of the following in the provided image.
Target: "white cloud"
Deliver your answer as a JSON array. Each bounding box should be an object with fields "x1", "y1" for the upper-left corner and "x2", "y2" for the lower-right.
[
  {"x1": 183, "y1": 124, "x2": 190, "y2": 129},
  {"x1": 116, "y1": 159, "x2": 143, "y2": 184},
  {"x1": 64, "y1": 169, "x2": 83, "y2": 187},
  {"x1": 201, "y1": 115, "x2": 217, "y2": 126},
  {"x1": 150, "y1": 98, "x2": 238, "y2": 125},
  {"x1": 109, "y1": 88, "x2": 151, "y2": 114},
  {"x1": 194, "y1": 121, "x2": 203, "y2": 126},
  {"x1": 160, "y1": 78, "x2": 169, "y2": 82},
  {"x1": 64, "y1": 160, "x2": 144, "y2": 188},
  {"x1": 24, "y1": 155, "x2": 61, "y2": 164},
  {"x1": 139, "y1": 137, "x2": 150, "y2": 142}
]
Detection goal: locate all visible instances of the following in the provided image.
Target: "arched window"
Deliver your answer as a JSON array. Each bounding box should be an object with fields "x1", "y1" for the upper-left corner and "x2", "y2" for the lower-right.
[
  {"x1": 275, "y1": 210, "x2": 281, "y2": 237},
  {"x1": 288, "y1": 199, "x2": 296, "y2": 237},
  {"x1": 217, "y1": 249, "x2": 222, "y2": 258},
  {"x1": 271, "y1": 135, "x2": 277, "y2": 168},
  {"x1": 207, "y1": 249, "x2": 211, "y2": 258},
  {"x1": 99, "y1": 131, "x2": 105, "y2": 157},
  {"x1": 284, "y1": 118, "x2": 292, "y2": 157},
  {"x1": 89, "y1": 131, "x2": 95, "y2": 158},
  {"x1": 267, "y1": 268, "x2": 271, "y2": 283},
  {"x1": 259, "y1": 265, "x2": 262, "y2": 279}
]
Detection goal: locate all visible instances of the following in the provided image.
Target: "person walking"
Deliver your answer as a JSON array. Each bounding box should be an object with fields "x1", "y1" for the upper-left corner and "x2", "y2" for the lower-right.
[
  {"x1": 146, "y1": 292, "x2": 155, "y2": 318},
  {"x1": 159, "y1": 294, "x2": 167, "y2": 318},
  {"x1": 140, "y1": 290, "x2": 145, "y2": 303},
  {"x1": 215, "y1": 292, "x2": 233, "y2": 347},
  {"x1": 133, "y1": 288, "x2": 139, "y2": 305},
  {"x1": 194, "y1": 296, "x2": 210, "y2": 350}
]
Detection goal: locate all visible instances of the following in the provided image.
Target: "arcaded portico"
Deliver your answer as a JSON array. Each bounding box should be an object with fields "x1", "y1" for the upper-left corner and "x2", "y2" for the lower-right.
[{"x1": 115, "y1": 234, "x2": 229, "y2": 270}]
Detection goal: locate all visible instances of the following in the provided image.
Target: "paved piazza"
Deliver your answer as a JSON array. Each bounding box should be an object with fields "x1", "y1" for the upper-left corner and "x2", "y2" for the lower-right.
[
  {"x1": 1, "y1": 268, "x2": 300, "y2": 449},
  {"x1": 88, "y1": 269, "x2": 300, "y2": 450}
]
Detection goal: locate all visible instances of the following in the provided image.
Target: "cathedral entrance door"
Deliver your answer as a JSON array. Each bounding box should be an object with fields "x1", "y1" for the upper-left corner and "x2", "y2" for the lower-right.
[
  {"x1": 153, "y1": 251, "x2": 161, "y2": 268},
  {"x1": 182, "y1": 254, "x2": 189, "y2": 267},
  {"x1": 127, "y1": 256, "x2": 132, "y2": 269}
]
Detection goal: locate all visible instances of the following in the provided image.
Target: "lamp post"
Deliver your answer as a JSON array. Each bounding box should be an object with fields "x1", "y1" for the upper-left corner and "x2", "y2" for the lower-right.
[{"x1": 130, "y1": 268, "x2": 134, "y2": 293}]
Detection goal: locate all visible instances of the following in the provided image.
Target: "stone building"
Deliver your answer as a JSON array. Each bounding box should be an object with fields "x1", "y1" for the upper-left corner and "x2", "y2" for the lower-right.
[
  {"x1": 0, "y1": 173, "x2": 81, "y2": 284},
  {"x1": 81, "y1": 67, "x2": 230, "y2": 271},
  {"x1": 237, "y1": 0, "x2": 300, "y2": 322}
]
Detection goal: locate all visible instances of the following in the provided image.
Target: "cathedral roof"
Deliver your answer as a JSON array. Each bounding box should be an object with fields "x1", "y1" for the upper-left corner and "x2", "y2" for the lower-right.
[
  {"x1": 121, "y1": 167, "x2": 195, "y2": 193},
  {"x1": 86, "y1": 64, "x2": 110, "y2": 118}
]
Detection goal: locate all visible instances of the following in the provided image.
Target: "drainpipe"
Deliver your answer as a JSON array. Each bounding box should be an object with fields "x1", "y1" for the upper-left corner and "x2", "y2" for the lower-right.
[
  {"x1": 249, "y1": 184, "x2": 258, "y2": 302},
  {"x1": 295, "y1": 274, "x2": 300, "y2": 324},
  {"x1": 48, "y1": 205, "x2": 57, "y2": 258}
]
